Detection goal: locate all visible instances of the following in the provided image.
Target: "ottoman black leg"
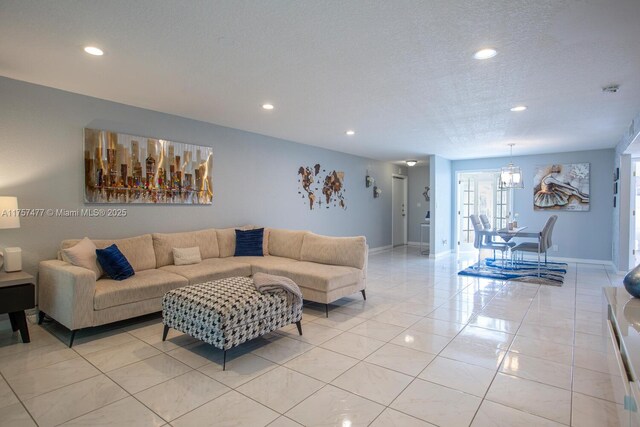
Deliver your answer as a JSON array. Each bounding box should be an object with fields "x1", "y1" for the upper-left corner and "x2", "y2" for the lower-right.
[
  {"x1": 361, "y1": 290, "x2": 367, "y2": 300},
  {"x1": 38, "y1": 311, "x2": 46, "y2": 325},
  {"x1": 69, "y1": 330, "x2": 77, "y2": 348},
  {"x1": 223, "y1": 350, "x2": 227, "y2": 371},
  {"x1": 325, "y1": 304, "x2": 329, "y2": 317},
  {"x1": 162, "y1": 325, "x2": 169, "y2": 341},
  {"x1": 296, "y1": 321, "x2": 303, "y2": 336}
]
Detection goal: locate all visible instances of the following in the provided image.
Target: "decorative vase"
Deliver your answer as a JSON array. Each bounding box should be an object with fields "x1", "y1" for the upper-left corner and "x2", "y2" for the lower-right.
[{"x1": 624, "y1": 263, "x2": 640, "y2": 298}]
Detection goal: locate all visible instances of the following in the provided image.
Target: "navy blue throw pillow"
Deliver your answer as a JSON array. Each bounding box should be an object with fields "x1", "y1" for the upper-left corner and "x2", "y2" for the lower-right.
[
  {"x1": 96, "y1": 244, "x2": 135, "y2": 281},
  {"x1": 234, "y1": 228, "x2": 264, "y2": 257}
]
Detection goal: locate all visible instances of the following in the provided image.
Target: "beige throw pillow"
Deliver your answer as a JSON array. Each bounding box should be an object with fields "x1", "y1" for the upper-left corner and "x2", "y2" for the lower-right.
[
  {"x1": 173, "y1": 247, "x2": 202, "y2": 265},
  {"x1": 61, "y1": 237, "x2": 102, "y2": 279}
]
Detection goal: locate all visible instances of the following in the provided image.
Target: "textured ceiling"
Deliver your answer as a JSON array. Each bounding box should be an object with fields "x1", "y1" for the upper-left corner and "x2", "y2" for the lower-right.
[{"x1": 1, "y1": 0, "x2": 639, "y2": 160}]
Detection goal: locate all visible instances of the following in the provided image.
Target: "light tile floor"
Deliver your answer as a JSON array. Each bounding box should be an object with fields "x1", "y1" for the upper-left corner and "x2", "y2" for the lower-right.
[{"x1": 0, "y1": 247, "x2": 628, "y2": 426}]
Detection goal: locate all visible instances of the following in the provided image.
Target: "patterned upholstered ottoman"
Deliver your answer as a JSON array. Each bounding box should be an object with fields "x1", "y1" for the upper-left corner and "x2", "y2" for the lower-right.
[{"x1": 162, "y1": 276, "x2": 303, "y2": 369}]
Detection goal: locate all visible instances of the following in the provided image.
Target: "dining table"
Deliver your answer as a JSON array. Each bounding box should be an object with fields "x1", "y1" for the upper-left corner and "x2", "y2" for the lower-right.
[{"x1": 495, "y1": 226, "x2": 543, "y2": 274}]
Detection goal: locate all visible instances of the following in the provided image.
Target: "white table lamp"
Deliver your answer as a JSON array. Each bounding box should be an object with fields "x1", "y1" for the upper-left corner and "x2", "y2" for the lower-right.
[{"x1": 0, "y1": 197, "x2": 22, "y2": 272}]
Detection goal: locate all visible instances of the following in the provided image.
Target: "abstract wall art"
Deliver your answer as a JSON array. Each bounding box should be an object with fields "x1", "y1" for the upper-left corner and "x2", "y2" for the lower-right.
[
  {"x1": 297, "y1": 164, "x2": 346, "y2": 210},
  {"x1": 533, "y1": 163, "x2": 589, "y2": 211},
  {"x1": 84, "y1": 128, "x2": 213, "y2": 204}
]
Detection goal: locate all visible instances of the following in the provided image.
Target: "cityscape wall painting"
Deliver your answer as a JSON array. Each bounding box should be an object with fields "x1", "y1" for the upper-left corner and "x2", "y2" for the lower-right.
[
  {"x1": 533, "y1": 163, "x2": 589, "y2": 211},
  {"x1": 84, "y1": 128, "x2": 213, "y2": 204}
]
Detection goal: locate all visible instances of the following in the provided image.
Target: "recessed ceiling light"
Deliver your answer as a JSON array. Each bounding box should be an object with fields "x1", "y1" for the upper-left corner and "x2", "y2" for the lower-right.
[
  {"x1": 345, "y1": 130, "x2": 355, "y2": 136},
  {"x1": 262, "y1": 103, "x2": 274, "y2": 110},
  {"x1": 405, "y1": 160, "x2": 418, "y2": 167},
  {"x1": 84, "y1": 46, "x2": 104, "y2": 56},
  {"x1": 510, "y1": 105, "x2": 527, "y2": 112},
  {"x1": 473, "y1": 48, "x2": 497, "y2": 60}
]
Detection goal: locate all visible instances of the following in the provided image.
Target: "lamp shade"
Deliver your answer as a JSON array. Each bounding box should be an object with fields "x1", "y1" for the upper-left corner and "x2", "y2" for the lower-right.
[
  {"x1": 499, "y1": 165, "x2": 524, "y2": 189},
  {"x1": 0, "y1": 197, "x2": 20, "y2": 229}
]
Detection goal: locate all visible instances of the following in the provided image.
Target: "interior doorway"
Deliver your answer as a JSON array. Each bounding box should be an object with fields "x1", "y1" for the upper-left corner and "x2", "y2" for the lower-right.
[
  {"x1": 456, "y1": 170, "x2": 511, "y2": 252},
  {"x1": 392, "y1": 175, "x2": 408, "y2": 247}
]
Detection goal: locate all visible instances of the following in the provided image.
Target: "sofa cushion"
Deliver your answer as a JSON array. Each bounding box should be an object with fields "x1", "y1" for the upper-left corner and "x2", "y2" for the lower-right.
[
  {"x1": 94, "y1": 269, "x2": 188, "y2": 310},
  {"x1": 152, "y1": 229, "x2": 218, "y2": 267},
  {"x1": 234, "y1": 228, "x2": 264, "y2": 257},
  {"x1": 242, "y1": 225, "x2": 270, "y2": 255},
  {"x1": 268, "y1": 229, "x2": 306, "y2": 260},
  {"x1": 173, "y1": 247, "x2": 202, "y2": 266},
  {"x1": 216, "y1": 225, "x2": 256, "y2": 257},
  {"x1": 300, "y1": 233, "x2": 367, "y2": 270},
  {"x1": 160, "y1": 257, "x2": 252, "y2": 285},
  {"x1": 262, "y1": 228, "x2": 270, "y2": 255},
  {"x1": 60, "y1": 237, "x2": 103, "y2": 279},
  {"x1": 252, "y1": 261, "x2": 363, "y2": 292},
  {"x1": 62, "y1": 234, "x2": 156, "y2": 272},
  {"x1": 96, "y1": 244, "x2": 135, "y2": 281},
  {"x1": 216, "y1": 228, "x2": 237, "y2": 258},
  {"x1": 226, "y1": 255, "x2": 298, "y2": 274}
]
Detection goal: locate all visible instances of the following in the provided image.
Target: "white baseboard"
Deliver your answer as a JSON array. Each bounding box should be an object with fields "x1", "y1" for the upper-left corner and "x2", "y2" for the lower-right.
[
  {"x1": 369, "y1": 245, "x2": 393, "y2": 254},
  {"x1": 407, "y1": 241, "x2": 429, "y2": 248},
  {"x1": 522, "y1": 255, "x2": 614, "y2": 268},
  {"x1": 429, "y1": 250, "x2": 453, "y2": 259}
]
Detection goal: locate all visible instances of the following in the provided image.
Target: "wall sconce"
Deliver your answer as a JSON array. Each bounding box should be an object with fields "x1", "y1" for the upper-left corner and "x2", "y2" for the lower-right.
[
  {"x1": 366, "y1": 175, "x2": 375, "y2": 188},
  {"x1": 373, "y1": 186, "x2": 382, "y2": 198}
]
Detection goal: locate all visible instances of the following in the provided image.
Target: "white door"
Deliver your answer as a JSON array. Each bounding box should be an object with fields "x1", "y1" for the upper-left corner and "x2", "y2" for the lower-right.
[
  {"x1": 457, "y1": 171, "x2": 510, "y2": 252},
  {"x1": 634, "y1": 161, "x2": 640, "y2": 266},
  {"x1": 392, "y1": 176, "x2": 408, "y2": 247},
  {"x1": 457, "y1": 174, "x2": 477, "y2": 252}
]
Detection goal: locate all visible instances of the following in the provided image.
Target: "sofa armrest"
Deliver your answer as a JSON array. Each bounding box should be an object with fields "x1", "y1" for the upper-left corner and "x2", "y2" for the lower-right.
[
  {"x1": 38, "y1": 260, "x2": 96, "y2": 330},
  {"x1": 362, "y1": 244, "x2": 368, "y2": 280}
]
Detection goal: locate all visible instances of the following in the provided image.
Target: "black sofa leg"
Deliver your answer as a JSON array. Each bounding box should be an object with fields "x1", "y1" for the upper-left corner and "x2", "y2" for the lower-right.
[
  {"x1": 37, "y1": 311, "x2": 46, "y2": 325},
  {"x1": 223, "y1": 350, "x2": 227, "y2": 371},
  {"x1": 69, "y1": 330, "x2": 77, "y2": 348},
  {"x1": 8, "y1": 312, "x2": 18, "y2": 332},
  {"x1": 296, "y1": 321, "x2": 303, "y2": 336},
  {"x1": 15, "y1": 312, "x2": 30, "y2": 343},
  {"x1": 361, "y1": 290, "x2": 367, "y2": 301},
  {"x1": 325, "y1": 304, "x2": 329, "y2": 318},
  {"x1": 162, "y1": 324, "x2": 169, "y2": 341}
]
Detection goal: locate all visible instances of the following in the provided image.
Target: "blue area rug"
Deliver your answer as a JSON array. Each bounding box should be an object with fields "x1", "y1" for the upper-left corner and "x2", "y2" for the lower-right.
[{"x1": 458, "y1": 258, "x2": 568, "y2": 286}]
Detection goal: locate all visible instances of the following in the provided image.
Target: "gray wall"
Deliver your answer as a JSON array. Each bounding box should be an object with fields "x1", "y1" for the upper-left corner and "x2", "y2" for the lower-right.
[
  {"x1": 0, "y1": 77, "x2": 395, "y2": 275},
  {"x1": 430, "y1": 155, "x2": 453, "y2": 256},
  {"x1": 407, "y1": 164, "x2": 430, "y2": 243},
  {"x1": 451, "y1": 149, "x2": 615, "y2": 261}
]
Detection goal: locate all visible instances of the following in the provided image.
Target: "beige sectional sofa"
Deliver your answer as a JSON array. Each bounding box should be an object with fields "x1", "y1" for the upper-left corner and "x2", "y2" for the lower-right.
[{"x1": 38, "y1": 227, "x2": 367, "y2": 344}]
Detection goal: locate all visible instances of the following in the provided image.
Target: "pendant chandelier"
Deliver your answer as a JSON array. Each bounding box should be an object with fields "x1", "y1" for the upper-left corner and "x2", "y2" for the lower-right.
[{"x1": 499, "y1": 144, "x2": 523, "y2": 189}]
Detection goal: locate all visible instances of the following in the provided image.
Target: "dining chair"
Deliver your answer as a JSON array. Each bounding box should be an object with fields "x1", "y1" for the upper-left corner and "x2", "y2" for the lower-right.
[
  {"x1": 479, "y1": 214, "x2": 492, "y2": 231},
  {"x1": 511, "y1": 215, "x2": 558, "y2": 268},
  {"x1": 478, "y1": 214, "x2": 514, "y2": 259},
  {"x1": 479, "y1": 214, "x2": 515, "y2": 256},
  {"x1": 470, "y1": 214, "x2": 510, "y2": 268}
]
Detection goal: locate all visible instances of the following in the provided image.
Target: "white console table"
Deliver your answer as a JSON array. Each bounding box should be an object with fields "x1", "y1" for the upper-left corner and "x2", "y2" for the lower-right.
[
  {"x1": 420, "y1": 222, "x2": 430, "y2": 255},
  {"x1": 604, "y1": 287, "x2": 640, "y2": 426}
]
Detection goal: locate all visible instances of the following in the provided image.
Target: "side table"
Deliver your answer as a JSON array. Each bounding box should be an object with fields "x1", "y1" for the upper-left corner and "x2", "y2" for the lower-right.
[
  {"x1": 420, "y1": 222, "x2": 430, "y2": 255},
  {"x1": 0, "y1": 271, "x2": 35, "y2": 343}
]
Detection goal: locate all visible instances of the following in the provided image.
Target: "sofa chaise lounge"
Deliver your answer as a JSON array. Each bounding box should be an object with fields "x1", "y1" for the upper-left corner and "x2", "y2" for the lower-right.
[{"x1": 38, "y1": 227, "x2": 367, "y2": 345}]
